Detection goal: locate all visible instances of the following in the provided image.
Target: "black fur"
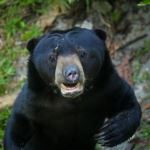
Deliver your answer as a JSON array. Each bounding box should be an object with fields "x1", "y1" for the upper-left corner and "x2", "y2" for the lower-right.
[{"x1": 4, "y1": 27, "x2": 141, "y2": 150}]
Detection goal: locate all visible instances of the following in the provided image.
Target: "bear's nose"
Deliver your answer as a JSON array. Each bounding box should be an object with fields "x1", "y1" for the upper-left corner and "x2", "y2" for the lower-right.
[{"x1": 63, "y1": 65, "x2": 79, "y2": 84}]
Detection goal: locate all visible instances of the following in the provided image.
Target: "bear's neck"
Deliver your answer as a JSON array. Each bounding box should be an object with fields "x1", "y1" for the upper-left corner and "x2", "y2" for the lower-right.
[
  {"x1": 27, "y1": 58, "x2": 46, "y2": 92},
  {"x1": 94, "y1": 49, "x2": 115, "y2": 88}
]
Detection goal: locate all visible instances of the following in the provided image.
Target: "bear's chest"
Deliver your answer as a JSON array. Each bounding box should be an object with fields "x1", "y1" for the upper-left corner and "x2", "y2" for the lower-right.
[{"x1": 25, "y1": 95, "x2": 104, "y2": 134}]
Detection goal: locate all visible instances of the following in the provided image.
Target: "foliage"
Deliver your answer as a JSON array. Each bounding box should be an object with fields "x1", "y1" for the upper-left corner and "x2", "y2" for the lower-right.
[
  {"x1": 132, "y1": 40, "x2": 150, "y2": 84},
  {"x1": 135, "y1": 40, "x2": 150, "y2": 57},
  {"x1": 0, "y1": 45, "x2": 28, "y2": 96},
  {"x1": 0, "y1": 0, "x2": 44, "y2": 95},
  {"x1": 47, "y1": 0, "x2": 91, "y2": 9},
  {"x1": 139, "y1": 122, "x2": 150, "y2": 140},
  {"x1": 138, "y1": 0, "x2": 150, "y2": 6},
  {"x1": 134, "y1": 121, "x2": 150, "y2": 149},
  {"x1": 0, "y1": 107, "x2": 11, "y2": 150}
]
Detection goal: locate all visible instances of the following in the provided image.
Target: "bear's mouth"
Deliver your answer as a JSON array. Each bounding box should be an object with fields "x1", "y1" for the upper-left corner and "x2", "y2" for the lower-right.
[{"x1": 60, "y1": 83, "x2": 84, "y2": 98}]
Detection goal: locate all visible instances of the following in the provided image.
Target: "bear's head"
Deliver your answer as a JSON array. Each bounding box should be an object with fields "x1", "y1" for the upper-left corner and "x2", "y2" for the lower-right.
[{"x1": 27, "y1": 27, "x2": 106, "y2": 98}]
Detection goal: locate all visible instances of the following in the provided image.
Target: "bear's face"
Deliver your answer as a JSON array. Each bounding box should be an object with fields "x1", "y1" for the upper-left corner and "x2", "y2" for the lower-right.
[{"x1": 27, "y1": 28, "x2": 106, "y2": 98}]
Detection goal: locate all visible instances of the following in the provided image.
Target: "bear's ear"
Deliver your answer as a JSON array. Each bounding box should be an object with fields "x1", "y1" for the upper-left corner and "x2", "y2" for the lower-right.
[
  {"x1": 27, "y1": 38, "x2": 40, "y2": 53},
  {"x1": 94, "y1": 29, "x2": 107, "y2": 41}
]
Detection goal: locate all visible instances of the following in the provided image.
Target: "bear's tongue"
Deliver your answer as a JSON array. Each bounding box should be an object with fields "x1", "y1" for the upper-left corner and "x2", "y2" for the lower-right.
[{"x1": 63, "y1": 83, "x2": 77, "y2": 88}]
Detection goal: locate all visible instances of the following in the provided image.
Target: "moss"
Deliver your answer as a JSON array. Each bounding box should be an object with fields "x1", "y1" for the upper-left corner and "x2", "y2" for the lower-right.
[
  {"x1": 134, "y1": 121, "x2": 150, "y2": 150},
  {"x1": 111, "y1": 9, "x2": 122, "y2": 24},
  {"x1": 140, "y1": 122, "x2": 150, "y2": 140},
  {"x1": 95, "y1": 144, "x2": 102, "y2": 150},
  {"x1": 132, "y1": 60, "x2": 142, "y2": 84},
  {"x1": 132, "y1": 40, "x2": 150, "y2": 84},
  {"x1": 135, "y1": 40, "x2": 150, "y2": 58}
]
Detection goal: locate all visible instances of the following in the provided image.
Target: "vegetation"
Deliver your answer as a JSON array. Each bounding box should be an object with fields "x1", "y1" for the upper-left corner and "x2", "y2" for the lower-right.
[
  {"x1": 135, "y1": 121, "x2": 150, "y2": 149},
  {"x1": 0, "y1": 108, "x2": 11, "y2": 150},
  {"x1": 0, "y1": 0, "x2": 149, "y2": 150},
  {"x1": 132, "y1": 40, "x2": 150, "y2": 84},
  {"x1": 0, "y1": 0, "x2": 43, "y2": 95},
  {"x1": 131, "y1": 38, "x2": 150, "y2": 149},
  {"x1": 138, "y1": 0, "x2": 150, "y2": 6}
]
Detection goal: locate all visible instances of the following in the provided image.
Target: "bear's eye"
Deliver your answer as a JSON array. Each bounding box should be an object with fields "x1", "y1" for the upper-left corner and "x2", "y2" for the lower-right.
[
  {"x1": 79, "y1": 50, "x2": 87, "y2": 59},
  {"x1": 49, "y1": 53, "x2": 57, "y2": 63}
]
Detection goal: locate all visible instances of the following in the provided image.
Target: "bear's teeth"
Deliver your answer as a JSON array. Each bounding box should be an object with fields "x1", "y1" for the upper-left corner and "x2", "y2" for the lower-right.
[
  {"x1": 61, "y1": 83, "x2": 78, "y2": 89},
  {"x1": 60, "y1": 83, "x2": 81, "y2": 93}
]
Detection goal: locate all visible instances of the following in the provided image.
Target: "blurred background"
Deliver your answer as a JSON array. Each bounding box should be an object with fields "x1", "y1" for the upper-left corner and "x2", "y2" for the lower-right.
[{"x1": 0, "y1": 0, "x2": 149, "y2": 149}]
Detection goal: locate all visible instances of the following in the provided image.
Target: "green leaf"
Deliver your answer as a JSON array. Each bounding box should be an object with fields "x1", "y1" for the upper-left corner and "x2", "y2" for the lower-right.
[
  {"x1": 0, "y1": 0, "x2": 7, "y2": 5},
  {"x1": 138, "y1": 0, "x2": 150, "y2": 6}
]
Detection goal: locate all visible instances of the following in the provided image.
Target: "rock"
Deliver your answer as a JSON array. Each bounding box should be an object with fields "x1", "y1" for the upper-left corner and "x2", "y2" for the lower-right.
[
  {"x1": 133, "y1": 58, "x2": 150, "y2": 103},
  {"x1": 13, "y1": 56, "x2": 28, "y2": 81},
  {"x1": 0, "y1": 92, "x2": 18, "y2": 109},
  {"x1": 134, "y1": 84, "x2": 148, "y2": 103},
  {"x1": 49, "y1": 15, "x2": 73, "y2": 31},
  {"x1": 75, "y1": 20, "x2": 93, "y2": 29},
  {"x1": 97, "y1": 142, "x2": 133, "y2": 150},
  {"x1": 36, "y1": 7, "x2": 60, "y2": 30},
  {"x1": 141, "y1": 59, "x2": 150, "y2": 72}
]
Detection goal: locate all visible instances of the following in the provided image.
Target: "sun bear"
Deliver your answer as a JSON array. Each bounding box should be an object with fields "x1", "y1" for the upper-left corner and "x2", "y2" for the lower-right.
[{"x1": 4, "y1": 27, "x2": 141, "y2": 150}]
